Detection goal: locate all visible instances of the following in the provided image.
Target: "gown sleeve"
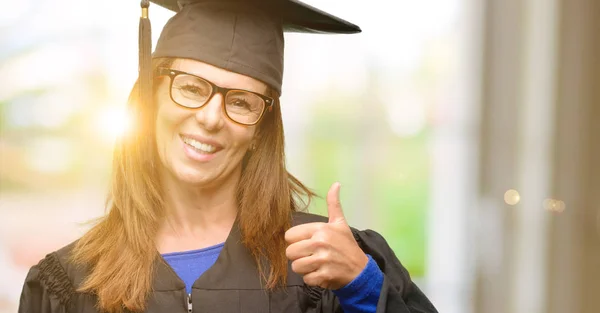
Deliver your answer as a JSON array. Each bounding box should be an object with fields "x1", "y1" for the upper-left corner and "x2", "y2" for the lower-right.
[
  {"x1": 18, "y1": 253, "x2": 75, "y2": 313},
  {"x1": 305, "y1": 229, "x2": 438, "y2": 313},
  {"x1": 353, "y1": 229, "x2": 438, "y2": 313}
]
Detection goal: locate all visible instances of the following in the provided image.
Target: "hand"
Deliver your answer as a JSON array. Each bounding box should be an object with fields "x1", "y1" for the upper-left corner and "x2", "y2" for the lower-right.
[{"x1": 285, "y1": 182, "x2": 369, "y2": 290}]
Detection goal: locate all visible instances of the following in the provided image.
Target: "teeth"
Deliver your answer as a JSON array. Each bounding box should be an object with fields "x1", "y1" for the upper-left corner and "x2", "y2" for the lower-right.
[{"x1": 182, "y1": 136, "x2": 217, "y2": 153}]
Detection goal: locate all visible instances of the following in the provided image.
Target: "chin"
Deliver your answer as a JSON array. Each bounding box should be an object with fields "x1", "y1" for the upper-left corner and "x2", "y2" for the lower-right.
[{"x1": 171, "y1": 164, "x2": 219, "y2": 187}]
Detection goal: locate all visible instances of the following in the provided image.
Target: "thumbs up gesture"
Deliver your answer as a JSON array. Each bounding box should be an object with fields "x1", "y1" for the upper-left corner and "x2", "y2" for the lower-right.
[{"x1": 285, "y1": 182, "x2": 369, "y2": 290}]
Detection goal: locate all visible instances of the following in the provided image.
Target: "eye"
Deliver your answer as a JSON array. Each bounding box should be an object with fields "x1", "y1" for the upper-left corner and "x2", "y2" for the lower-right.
[
  {"x1": 178, "y1": 83, "x2": 210, "y2": 97},
  {"x1": 226, "y1": 91, "x2": 263, "y2": 114},
  {"x1": 230, "y1": 98, "x2": 251, "y2": 109}
]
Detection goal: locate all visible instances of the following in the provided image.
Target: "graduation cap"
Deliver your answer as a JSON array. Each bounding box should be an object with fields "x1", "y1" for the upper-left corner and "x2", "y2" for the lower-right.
[{"x1": 137, "y1": 0, "x2": 361, "y2": 110}]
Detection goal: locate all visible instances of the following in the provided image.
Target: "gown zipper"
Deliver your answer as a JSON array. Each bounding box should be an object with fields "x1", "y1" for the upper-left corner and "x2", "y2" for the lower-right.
[{"x1": 187, "y1": 293, "x2": 193, "y2": 313}]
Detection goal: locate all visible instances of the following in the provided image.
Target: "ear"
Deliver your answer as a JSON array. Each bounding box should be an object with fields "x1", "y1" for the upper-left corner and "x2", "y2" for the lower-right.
[
  {"x1": 248, "y1": 134, "x2": 258, "y2": 151},
  {"x1": 252, "y1": 131, "x2": 262, "y2": 143}
]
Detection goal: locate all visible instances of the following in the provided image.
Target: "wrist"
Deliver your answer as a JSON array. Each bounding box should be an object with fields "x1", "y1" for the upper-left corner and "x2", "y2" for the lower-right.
[
  {"x1": 334, "y1": 254, "x2": 380, "y2": 294},
  {"x1": 353, "y1": 253, "x2": 369, "y2": 278}
]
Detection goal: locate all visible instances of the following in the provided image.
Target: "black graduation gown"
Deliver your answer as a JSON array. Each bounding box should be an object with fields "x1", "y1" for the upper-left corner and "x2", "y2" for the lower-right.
[{"x1": 18, "y1": 212, "x2": 438, "y2": 313}]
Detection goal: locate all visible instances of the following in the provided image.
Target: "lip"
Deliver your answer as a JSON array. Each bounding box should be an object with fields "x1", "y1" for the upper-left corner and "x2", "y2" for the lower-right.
[
  {"x1": 179, "y1": 133, "x2": 224, "y2": 150},
  {"x1": 179, "y1": 133, "x2": 224, "y2": 163}
]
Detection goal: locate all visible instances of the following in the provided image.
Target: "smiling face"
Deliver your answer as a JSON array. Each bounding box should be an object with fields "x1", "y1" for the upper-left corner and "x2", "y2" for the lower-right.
[{"x1": 154, "y1": 58, "x2": 269, "y2": 188}]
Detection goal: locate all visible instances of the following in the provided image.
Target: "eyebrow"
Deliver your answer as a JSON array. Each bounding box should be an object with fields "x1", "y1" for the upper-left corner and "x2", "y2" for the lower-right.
[{"x1": 173, "y1": 67, "x2": 267, "y2": 95}]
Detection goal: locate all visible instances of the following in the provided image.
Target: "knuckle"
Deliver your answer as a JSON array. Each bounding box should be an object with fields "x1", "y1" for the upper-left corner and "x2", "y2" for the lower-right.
[
  {"x1": 318, "y1": 267, "x2": 329, "y2": 280},
  {"x1": 315, "y1": 223, "x2": 327, "y2": 232},
  {"x1": 314, "y1": 230, "x2": 332, "y2": 244},
  {"x1": 314, "y1": 252, "x2": 329, "y2": 265},
  {"x1": 302, "y1": 276, "x2": 310, "y2": 285},
  {"x1": 312, "y1": 237, "x2": 327, "y2": 249},
  {"x1": 304, "y1": 275, "x2": 321, "y2": 287}
]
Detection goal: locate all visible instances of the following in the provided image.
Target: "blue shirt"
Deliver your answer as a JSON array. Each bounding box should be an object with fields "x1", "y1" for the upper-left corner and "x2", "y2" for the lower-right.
[
  {"x1": 161, "y1": 243, "x2": 225, "y2": 294},
  {"x1": 162, "y1": 246, "x2": 383, "y2": 312},
  {"x1": 332, "y1": 254, "x2": 384, "y2": 313}
]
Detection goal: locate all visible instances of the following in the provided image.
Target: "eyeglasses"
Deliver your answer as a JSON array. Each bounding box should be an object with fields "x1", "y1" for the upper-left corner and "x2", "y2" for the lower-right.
[{"x1": 155, "y1": 67, "x2": 274, "y2": 125}]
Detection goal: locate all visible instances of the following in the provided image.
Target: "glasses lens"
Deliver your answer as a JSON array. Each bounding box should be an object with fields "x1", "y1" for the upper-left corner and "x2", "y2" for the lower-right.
[
  {"x1": 171, "y1": 74, "x2": 212, "y2": 108},
  {"x1": 225, "y1": 91, "x2": 265, "y2": 124}
]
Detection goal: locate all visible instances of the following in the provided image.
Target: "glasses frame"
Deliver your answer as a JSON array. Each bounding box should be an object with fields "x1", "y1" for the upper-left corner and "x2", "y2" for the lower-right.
[{"x1": 155, "y1": 67, "x2": 274, "y2": 126}]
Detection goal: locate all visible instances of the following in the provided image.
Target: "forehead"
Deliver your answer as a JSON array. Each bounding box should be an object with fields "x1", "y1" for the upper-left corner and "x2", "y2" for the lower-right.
[{"x1": 171, "y1": 58, "x2": 269, "y2": 94}]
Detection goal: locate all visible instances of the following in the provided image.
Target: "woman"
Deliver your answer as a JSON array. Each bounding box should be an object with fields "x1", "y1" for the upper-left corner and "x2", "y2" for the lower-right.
[{"x1": 18, "y1": 0, "x2": 438, "y2": 312}]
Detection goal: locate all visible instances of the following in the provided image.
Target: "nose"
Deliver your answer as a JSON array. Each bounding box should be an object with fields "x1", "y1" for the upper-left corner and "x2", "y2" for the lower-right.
[{"x1": 195, "y1": 93, "x2": 225, "y2": 131}]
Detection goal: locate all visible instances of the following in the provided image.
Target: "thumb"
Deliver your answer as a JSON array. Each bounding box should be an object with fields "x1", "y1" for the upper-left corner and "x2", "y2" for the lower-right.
[{"x1": 327, "y1": 182, "x2": 346, "y2": 224}]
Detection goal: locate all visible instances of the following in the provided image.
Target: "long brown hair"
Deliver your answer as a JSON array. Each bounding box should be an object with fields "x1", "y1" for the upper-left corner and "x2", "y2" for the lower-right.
[{"x1": 71, "y1": 58, "x2": 315, "y2": 313}]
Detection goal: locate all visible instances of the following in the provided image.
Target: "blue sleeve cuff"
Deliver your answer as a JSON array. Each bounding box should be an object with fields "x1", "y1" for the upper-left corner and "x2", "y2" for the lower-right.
[{"x1": 332, "y1": 254, "x2": 384, "y2": 313}]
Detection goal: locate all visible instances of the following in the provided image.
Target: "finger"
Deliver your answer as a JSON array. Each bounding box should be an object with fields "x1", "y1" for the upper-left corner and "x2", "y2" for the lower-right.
[
  {"x1": 285, "y1": 223, "x2": 325, "y2": 244},
  {"x1": 302, "y1": 269, "x2": 332, "y2": 289},
  {"x1": 285, "y1": 239, "x2": 317, "y2": 261},
  {"x1": 291, "y1": 255, "x2": 321, "y2": 275},
  {"x1": 326, "y1": 182, "x2": 345, "y2": 224}
]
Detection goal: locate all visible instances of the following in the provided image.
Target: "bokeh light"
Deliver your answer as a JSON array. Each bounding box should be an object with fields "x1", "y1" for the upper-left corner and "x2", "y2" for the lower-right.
[
  {"x1": 504, "y1": 189, "x2": 521, "y2": 205},
  {"x1": 543, "y1": 198, "x2": 566, "y2": 213}
]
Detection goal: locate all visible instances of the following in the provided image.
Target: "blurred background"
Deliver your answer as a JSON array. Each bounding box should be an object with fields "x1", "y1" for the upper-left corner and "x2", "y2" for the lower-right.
[{"x1": 0, "y1": 0, "x2": 598, "y2": 312}]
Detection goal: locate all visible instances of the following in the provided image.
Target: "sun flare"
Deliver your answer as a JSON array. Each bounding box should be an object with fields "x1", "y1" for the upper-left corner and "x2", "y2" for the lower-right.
[{"x1": 95, "y1": 106, "x2": 132, "y2": 143}]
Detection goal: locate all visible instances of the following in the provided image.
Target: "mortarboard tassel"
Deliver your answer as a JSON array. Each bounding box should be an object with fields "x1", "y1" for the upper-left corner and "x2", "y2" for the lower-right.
[
  {"x1": 138, "y1": 0, "x2": 154, "y2": 169},
  {"x1": 139, "y1": 0, "x2": 152, "y2": 116}
]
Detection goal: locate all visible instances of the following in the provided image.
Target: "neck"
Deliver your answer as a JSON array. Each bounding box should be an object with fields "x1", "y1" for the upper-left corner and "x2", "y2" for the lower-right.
[{"x1": 156, "y1": 166, "x2": 240, "y2": 252}]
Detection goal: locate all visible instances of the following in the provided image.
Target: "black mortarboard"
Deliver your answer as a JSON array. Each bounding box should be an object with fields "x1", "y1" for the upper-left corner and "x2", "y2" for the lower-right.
[{"x1": 137, "y1": 0, "x2": 360, "y2": 109}]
